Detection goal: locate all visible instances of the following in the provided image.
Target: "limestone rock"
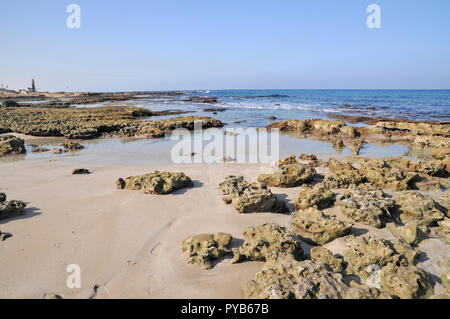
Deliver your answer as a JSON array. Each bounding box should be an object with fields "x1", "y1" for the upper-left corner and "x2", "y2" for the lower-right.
[
  {"x1": 436, "y1": 190, "x2": 450, "y2": 212},
  {"x1": 243, "y1": 255, "x2": 386, "y2": 299},
  {"x1": 299, "y1": 154, "x2": 317, "y2": 161},
  {"x1": 386, "y1": 223, "x2": 425, "y2": 245},
  {"x1": 436, "y1": 218, "x2": 450, "y2": 244},
  {"x1": 0, "y1": 135, "x2": 26, "y2": 156},
  {"x1": 343, "y1": 235, "x2": 400, "y2": 279},
  {"x1": 31, "y1": 146, "x2": 49, "y2": 153},
  {"x1": 0, "y1": 230, "x2": 12, "y2": 241},
  {"x1": 257, "y1": 155, "x2": 316, "y2": 188},
  {"x1": 61, "y1": 140, "x2": 84, "y2": 151},
  {"x1": 50, "y1": 148, "x2": 63, "y2": 154},
  {"x1": 0, "y1": 199, "x2": 27, "y2": 220},
  {"x1": 181, "y1": 233, "x2": 232, "y2": 269},
  {"x1": 380, "y1": 262, "x2": 434, "y2": 299},
  {"x1": 117, "y1": 171, "x2": 194, "y2": 195},
  {"x1": 310, "y1": 246, "x2": 345, "y2": 273},
  {"x1": 232, "y1": 223, "x2": 303, "y2": 263},
  {"x1": 322, "y1": 158, "x2": 366, "y2": 189},
  {"x1": 360, "y1": 160, "x2": 417, "y2": 191},
  {"x1": 72, "y1": 168, "x2": 90, "y2": 175},
  {"x1": 292, "y1": 207, "x2": 353, "y2": 245},
  {"x1": 219, "y1": 176, "x2": 288, "y2": 214},
  {"x1": 394, "y1": 191, "x2": 444, "y2": 230},
  {"x1": 294, "y1": 184, "x2": 335, "y2": 210},
  {"x1": 336, "y1": 184, "x2": 394, "y2": 228}
]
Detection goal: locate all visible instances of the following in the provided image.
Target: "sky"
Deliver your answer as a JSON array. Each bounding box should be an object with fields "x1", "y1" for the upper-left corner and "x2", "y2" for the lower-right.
[{"x1": 1, "y1": 0, "x2": 449, "y2": 91}]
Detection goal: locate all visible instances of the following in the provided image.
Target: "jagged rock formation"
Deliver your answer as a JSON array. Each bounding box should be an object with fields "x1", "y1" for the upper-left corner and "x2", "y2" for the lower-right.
[
  {"x1": 232, "y1": 223, "x2": 303, "y2": 263},
  {"x1": 219, "y1": 176, "x2": 288, "y2": 214},
  {"x1": 292, "y1": 207, "x2": 353, "y2": 245},
  {"x1": 117, "y1": 171, "x2": 194, "y2": 195},
  {"x1": 0, "y1": 135, "x2": 26, "y2": 156},
  {"x1": 322, "y1": 158, "x2": 366, "y2": 189},
  {"x1": 0, "y1": 193, "x2": 27, "y2": 220},
  {"x1": 181, "y1": 233, "x2": 233, "y2": 269},
  {"x1": 394, "y1": 191, "x2": 444, "y2": 231},
  {"x1": 258, "y1": 155, "x2": 316, "y2": 188},
  {"x1": 343, "y1": 235, "x2": 433, "y2": 299},
  {"x1": 294, "y1": 184, "x2": 335, "y2": 210},
  {"x1": 336, "y1": 184, "x2": 395, "y2": 228}
]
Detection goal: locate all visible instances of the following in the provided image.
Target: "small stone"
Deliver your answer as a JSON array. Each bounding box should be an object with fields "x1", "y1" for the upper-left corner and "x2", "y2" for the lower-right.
[
  {"x1": 50, "y1": 148, "x2": 63, "y2": 154},
  {"x1": 31, "y1": 146, "x2": 50, "y2": 153},
  {"x1": 0, "y1": 230, "x2": 12, "y2": 241},
  {"x1": 72, "y1": 169, "x2": 90, "y2": 175}
]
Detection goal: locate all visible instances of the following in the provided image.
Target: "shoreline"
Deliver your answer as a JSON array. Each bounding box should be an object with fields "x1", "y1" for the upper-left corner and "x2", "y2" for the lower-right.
[{"x1": 0, "y1": 91, "x2": 449, "y2": 299}]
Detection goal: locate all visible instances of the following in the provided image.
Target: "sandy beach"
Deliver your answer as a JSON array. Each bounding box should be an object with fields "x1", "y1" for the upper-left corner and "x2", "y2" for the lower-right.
[{"x1": 1, "y1": 137, "x2": 448, "y2": 298}]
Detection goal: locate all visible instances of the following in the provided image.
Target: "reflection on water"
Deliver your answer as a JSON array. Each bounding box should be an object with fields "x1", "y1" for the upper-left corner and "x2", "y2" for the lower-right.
[{"x1": 0, "y1": 130, "x2": 413, "y2": 166}]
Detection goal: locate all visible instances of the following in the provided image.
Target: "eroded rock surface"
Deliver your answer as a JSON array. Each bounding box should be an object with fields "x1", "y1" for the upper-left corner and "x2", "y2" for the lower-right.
[
  {"x1": 322, "y1": 159, "x2": 366, "y2": 189},
  {"x1": 243, "y1": 254, "x2": 388, "y2": 299},
  {"x1": 336, "y1": 184, "x2": 395, "y2": 228},
  {"x1": 61, "y1": 141, "x2": 84, "y2": 151},
  {"x1": 181, "y1": 233, "x2": 232, "y2": 269},
  {"x1": 258, "y1": 155, "x2": 316, "y2": 188},
  {"x1": 394, "y1": 191, "x2": 444, "y2": 231},
  {"x1": 219, "y1": 176, "x2": 288, "y2": 214},
  {"x1": 0, "y1": 198, "x2": 27, "y2": 220},
  {"x1": 117, "y1": 171, "x2": 194, "y2": 195},
  {"x1": 343, "y1": 235, "x2": 433, "y2": 298},
  {"x1": 359, "y1": 160, "x2": 417, "y2": 191},
  {"x1": 0, "y1": 230, "x2": 12, "y2": 241},
  {"x1": 386, "y1": 223, "x2": 425, "y2": 246},
  {"x1": 232, "y1": 223, "x2": 303, "y2": 263},
  {"x1": 292, "y1": 207, "x2": 353, "y2": 245},
  {"x1": 294, "y1": 184, "x2": 335, "y2": 210},
  {"x1": 310, "y1": 246, "x2": 345, "y2": 273},
  {"x1": 0, "y1": 135, "x2": 26, "y2": 156}
]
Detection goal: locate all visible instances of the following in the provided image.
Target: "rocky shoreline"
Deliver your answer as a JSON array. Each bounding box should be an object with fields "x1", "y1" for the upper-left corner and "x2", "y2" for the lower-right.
[{"x1": 0, "y1": 91, "x2": 449, "y2": 299}]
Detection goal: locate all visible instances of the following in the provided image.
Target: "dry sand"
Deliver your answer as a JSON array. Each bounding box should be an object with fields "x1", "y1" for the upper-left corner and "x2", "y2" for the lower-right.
[{"x1": 0, "y1": 147, "x2": 448, "y2": 299}]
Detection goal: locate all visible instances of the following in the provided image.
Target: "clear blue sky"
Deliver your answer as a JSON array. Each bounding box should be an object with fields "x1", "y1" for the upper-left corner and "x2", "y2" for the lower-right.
[{"x1": 1, "y1": 0, "x2": 449, "y2": 91}]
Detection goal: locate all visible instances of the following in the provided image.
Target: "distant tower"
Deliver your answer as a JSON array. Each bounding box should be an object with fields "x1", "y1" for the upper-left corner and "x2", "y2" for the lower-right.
[{"x1": 31, "y1": 79, "x2": 36, "y2": 92}]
